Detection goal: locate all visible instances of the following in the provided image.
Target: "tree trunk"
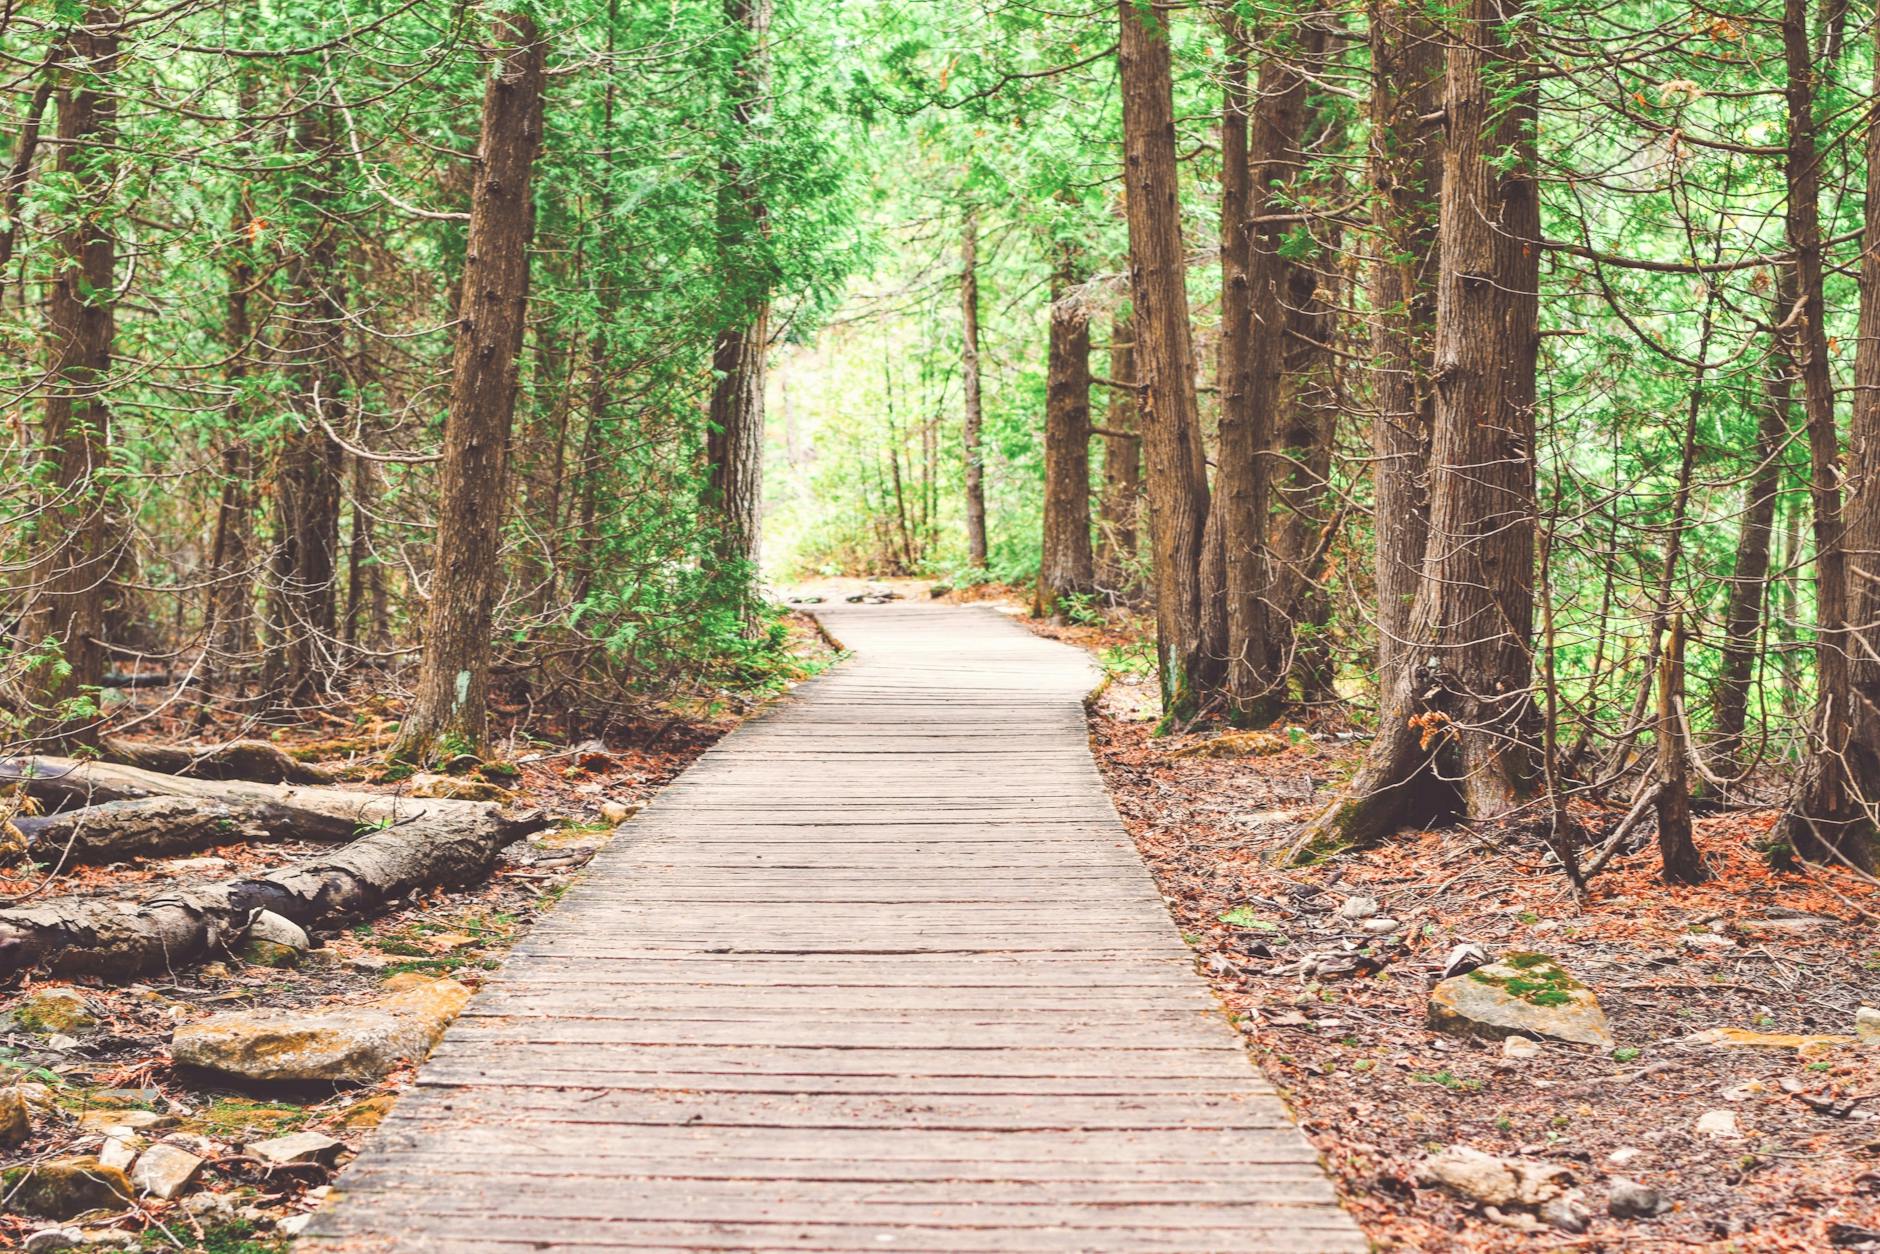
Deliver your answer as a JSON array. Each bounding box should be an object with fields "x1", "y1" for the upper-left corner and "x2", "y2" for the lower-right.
[
  {"x1": 705, "y1": 0, "x2": 773, "y2": 577},
  {"x1": 1654, "y1": 616, "x2": 1705, "y2": 882},
  {"x1": 1773, "y1": 0, "x2": 1864, "y2": 867},
  {"x1": 0, "y1": 42, "x2": 60, "y2": 300},
  {"x1": 1293, "y1": 0, "x2": 1540, "y2": 853},
  {"x1": 21, "y1": 11, "x2": 120, "y2": 747},
  {"x1": 97, "y1": 738, "x2": 332, "y2": 785},
  {"x1": 1118, "y1": 0, "x2": 1212, "y2": 718},
  {"x1": 392, "y1": 14, "x2": 548, "y2": 763},
  {"x1": 1213, "y1": 14, "x2": 1277, "y2": 722},
  {"x1": 262, "y1": 103, "x2": 346, "y2": 712},
  {"x1": 1711, "y1": 319, "x2": 1791, "y2": 771},
  {"x1": 1037, "y1": 244, "x2": 1095, "y2": 615},
  {"x1": 1096, "y1": 310, "x2": 1143, "y2": 593},
  {"x1": 1366, "y1": 0, "x2": 1441, "y2": 691},
  {"x1": 13, "y1": 798, "x2": 268, "y2": 867},
  {"x1": 959, "y1": 209, "x2": 990, "y2": 569}
]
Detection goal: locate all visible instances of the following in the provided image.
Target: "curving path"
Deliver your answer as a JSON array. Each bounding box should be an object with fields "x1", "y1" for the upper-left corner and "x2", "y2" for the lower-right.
[{"x1": 306, "y1": 603, "x2": 1363, "y2": 1252}]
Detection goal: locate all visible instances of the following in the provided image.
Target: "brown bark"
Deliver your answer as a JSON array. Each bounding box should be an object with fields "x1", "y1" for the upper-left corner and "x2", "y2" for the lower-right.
[
  {"x1": 21, "y1": 12, "x2": 120, "y2": 747},
  {"x1": 1293, "y1": 0, "x2": 1540, "y2": 852},
  {"x1": 262, "y1": 103, "x2": 346, "y2": 711},
  {"x1": 202, "y1": 176, "x2": 261, "y2": 700},
  {"x1": 13, "y1": 798, "x2": 268, "y2": 866},
  {"x1": 97, "y1": 738, "x2": 332, "y2": 785},
  {"x1": 1037, "y1": 245, "x2": 1095, "y2": 615},
  {"x1": 705, "y1": 0, "x2": 773, "y2": 575},
  {"x1": 1119, "y1": 0, "x2": 1211, "y2": 717},
  {"x1": 0, "y1": 43, "x2": 59, "y2": 299},
  {"x1": 1654, "y1": 616, "x2": 1705, "y2": 882},
  {"x1": 1213, "y1": 14, "x2": 1277, "y2": 721},
  {"x1": 392, "y1": 13, "x2": 548, "y2": 762},
  {"x1": 1096, "y1": 310, "x2": 1143, "y2": 592},
  {"x1": 960, "y1": 209, "x2": 990, "y2": 569},
  {"x1": 1711, "y1": 327, "x2": 1791, "y2": 770},
  {"x1": 1774, "y1": 0, "x2": 1865, "y2": 866}
]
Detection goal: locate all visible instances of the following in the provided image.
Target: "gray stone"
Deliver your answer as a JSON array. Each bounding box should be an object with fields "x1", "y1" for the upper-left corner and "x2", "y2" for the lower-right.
[
  {"x1": 1442, "y1": 942, "x2": 1489, "y2": 978},
  {"x1": 1336, "y1": 896, "x2": 1378, "y2": 921},
  {"x1": 95, "y1": 1128, "x2": 145, "y2": 1173},
  {"x1": 246, "y1": 1130, "x2": 347, "y2": 1167},
  {"x1": 1540, "y1": 1195, "x2": 1592, "y2": 1234},
  {"x1": 1, "y1": 1158, "x2": 133, "y2": 1219},
  {"x1": 1695, "y1": 1109, "x2": 1739, "y2": 1138},
  {"x1": 246, "y1": 911, "x2": 309, "y2": 951},
  {"x1": 129, "y1": 1143, "x2": 202, "y2": 1200},
  {"x1": 1428, "y1": 954, "x2": 1613, "y2": 1048},
  {"x1": 182, "y1": 1191, "x2": 238, "y2": 1219},
  {"x1": 1607, "y1": 1178, "x2": 1670, "y2": 1219},
  {"x1": 24, "y1": 1230, "x2": 83, "y2": 1253},
  {"x1": 1417, "y1": 1146, "x2": 1571, "y2": 1209},
  {"x1": 77, "y1": 1109, "x2": 173, "y2": 1134},
  {"x1": 15, "y1": 990, "x2": 96, "y2": 1035},
  {"x1": 1857, "y1": 1006, "x2": 1880, "y2": 1041},
  {"x1": 172, "y1": 976, "x2": 470, "y2": 1084},
  {"x1": 1360, "y1": 917, "x2": 1400, "y2": 934}
]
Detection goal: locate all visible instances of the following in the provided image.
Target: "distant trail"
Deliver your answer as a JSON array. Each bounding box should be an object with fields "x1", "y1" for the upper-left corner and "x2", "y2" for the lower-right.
[{"x1": 306, "y1": 603, "x2": 1364, "y2": 1252}]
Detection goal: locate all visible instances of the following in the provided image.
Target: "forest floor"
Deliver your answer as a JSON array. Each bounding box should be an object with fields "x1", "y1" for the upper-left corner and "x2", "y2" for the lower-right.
[
  {"x1": 1014, "y1": 607, "x2": 1880, "y2": 1254},
  {"x1": 0, "y1": 614, "x2": 837, "y2": 1251}
]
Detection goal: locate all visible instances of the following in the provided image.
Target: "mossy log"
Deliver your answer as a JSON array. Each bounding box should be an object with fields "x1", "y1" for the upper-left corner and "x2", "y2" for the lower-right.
[{"x1": 98, "y1": 737, "x2": 333, "y2": 785}]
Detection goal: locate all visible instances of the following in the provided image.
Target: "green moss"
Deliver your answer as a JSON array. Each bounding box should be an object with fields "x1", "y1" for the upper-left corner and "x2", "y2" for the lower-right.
[
  {"x1": 193, "y1": 1098, "x2": 308, "y2": 1140},
  {"x1": 1469, "y1": 953, "x2": 1583, "y2": 1008},
  {"x1": 139, "y1": 1220, "x2": 285, "y2": 1254}
]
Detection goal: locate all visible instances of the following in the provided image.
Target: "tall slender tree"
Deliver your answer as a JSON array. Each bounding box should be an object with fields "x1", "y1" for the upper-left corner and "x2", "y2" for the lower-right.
[
  {"x1": 393, "y1": 12, "x2": 549, "y2": 761},
  {"x1": 1037, "y1": 242, "x2": 1094, "y2": 614},
  {"x1": 960, "y1": 208, "x2": 990, "y2": 569}
]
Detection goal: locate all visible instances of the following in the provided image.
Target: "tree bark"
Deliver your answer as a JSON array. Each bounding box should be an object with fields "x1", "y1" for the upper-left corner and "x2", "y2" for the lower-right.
[
  {"x1": 1293, "y1": 0, "x2": 1540, "y2": 852},
  {"x1": 705, "y1": 0, "x2": 773, "y2": 576},
  {"x1": 1773, "y1": 0, "x2": 1864, "y2": 866},
  {"x1": 13, "y1": 798, "x2": 268, "y2": 866},
  {"x1": 1654, "y1": 616, "x2": 1705, "y2": 882},
  {"x1": 1119, "y1": 0, "x2": 1212, "y2": 718},
  {"x1": 1096, "y1": 310, "x2": 1143, "y2": 593},
  {"x1": 960, "y1": 209, "x2": 990, "y2": 569},
  {"x1": 1366, "y1": 0, "x2": 1441, "y2": 692},
  {"x1": 20, "y1": 11, "x2": 120, "y2": 747},
  {"x1": 97, "y1": 738, "x2": 332, "y2": 785},
  {"x1": 0, "y1": 793, "x2": 547, "y2": 980},
  {"x1": 1213, "y1": 14, "x2": 1277, "y2": 721},
  {"x1": 392, "y1": 13, "x2": 548, "y2": 762},
  {"x1": 262, "y1": 102, "x2": 346, "y2": 712},
  {"x1": 1037, "y1": 244, "x2": 1095, "y2": 615}
]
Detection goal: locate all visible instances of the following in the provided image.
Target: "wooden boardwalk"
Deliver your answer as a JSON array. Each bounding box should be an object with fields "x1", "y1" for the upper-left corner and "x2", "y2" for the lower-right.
[{"x1": 306, "y1": 604, "x2": 1363, "y2": 1253}]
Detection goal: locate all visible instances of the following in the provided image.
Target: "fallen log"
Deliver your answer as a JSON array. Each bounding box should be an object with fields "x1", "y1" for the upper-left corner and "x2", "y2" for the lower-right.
[
  {"x1": 98, "y1": 738, "x2": 332, "y2": 785},
  {"x1": 0, "y1": 798, "x2": 548, "y2": 979},
  {"x1": 2, "y1": 758, "x2": 468, "y2": 842},
  {"x1": 12, "y1": 797, "x2": 267, "y2": 864}
]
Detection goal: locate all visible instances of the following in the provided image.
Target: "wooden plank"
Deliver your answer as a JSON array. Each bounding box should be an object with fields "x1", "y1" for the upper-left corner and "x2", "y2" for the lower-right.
[{"x1": 304, "y1": 603, "x2": 1363, "y2": 1253}]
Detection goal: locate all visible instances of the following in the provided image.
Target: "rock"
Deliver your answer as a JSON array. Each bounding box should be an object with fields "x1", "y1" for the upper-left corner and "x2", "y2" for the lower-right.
[
  {"x1": 1360, "y1": 917, "x2": 1400, "y2": 934},
  {"x1": 247, "y1": 911, "x2": 310, "y2": 951},
  {"x1": 89, "y1": 1089, "x2": 158, "y2": 1108},
  {"x1": 1417, "y1": 1146, "x2": 1571, "y2": 1209},
  {"x1": 76, "y1": 1231, "x2": 133, "y2": 1249},
  {"x1": 1857, "y1": 1007, "x2": 1880, "y2": 1041},
  {"x1": 1608, "y1": 1178, "x2": 1670, "y2": 1219},
  {"x1": 1684, "y1": 1027, "x2": 1857, "y2": 1052},
  {"x1": 1169, "y1": 730, "x2": 1291, "y2": 759},
  {"x1": 129, "y1": 1143, "x2": 202, "y2": 1200},
  {"x1": 1540, "y1": 1195, "x2": 1592, "y2": 1233},
  {"x1": 95, "y1": 1128, "x2": 145, "y2": 1173},
  {"x1": 183, "y1": 1192, "x2": 238, "y2": 1219},
  {"x1": 1679, "y1": 932, "x2": 1735, "y2": 950},
  {"x1": 333, "y1": 1094, "x2": 397, "y2": 1134},
  {"x1": 1501, "y1": 1035, "x2": 1544, "y2": 1062},
  {"x1": 1722, "y1": 1080, "x2": 1768, "y2": 1101},
  {"x1": 45, "y1": 1033, "x2": 81, "y2": 1051},
  {"x1": 1337, "y1": 896, "x2": 1380, "y2": 921},
  {"x1": 1429, "y1": 953, "x2": 1613, "y2": 1047},
  {"x1": 1, "y1": 1158, "x2": 133, "y2": 1219},
  {"x1": 1607, "y1": 1146, "x2": 1643, "y2": 1166},
  {"x1": 0, "y1": 1086, "x2": 33, "y2": 1146},
  {"x1": 159, "y1": 856, "x2": 232, "y2": 876},
  {"x1": 1695, "y1": 1109, "x2": 1739, "y2": 1138},
  {"x1": 171, "y1": 976, "x2": 471, "y2": 1084},
  {"x1": 247, "y1": 1130, "x2": 347, "y2": 1167},
  {"x1": 1443, "y1": 942, "x2": 1489, "y2": 978},
  {"x1": 598, "y1": 800, "x2": 636, "y2": 824},
  {"x1": 278, "y1": 1215, "x2": 312, "y2": 1238},
  {"x1": 408, "y1": 773, "x2": 515, "y2": 803},
  {"x1": 15, "y1": 989, "x2": 97, "y2": 1035},
  {"x1": 24, "y1": 1230, "x2": 83, "y2": 1253},
  {"x1": 76, "y1": 1109, "x2": 173, "y2": 1133}
]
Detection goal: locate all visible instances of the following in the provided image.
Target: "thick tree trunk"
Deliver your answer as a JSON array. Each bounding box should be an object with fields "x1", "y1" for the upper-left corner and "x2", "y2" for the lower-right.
[
  {"x1": 97, "y1": 738, "x2": 332, "y2": 785},
  {"x1": 392, "y1": 14, "x2": 547, "y2": 762},
  {"x1": 1096, "y1": 309, "x2": 1143, "y2": 593},
  {"x1": 13, "y1": 798, "x2": 268, "y2": 866},
  {"x1": 20, "y1": 12, "x2": 120, "y2": 747},
  {"x1": 202, "y1": 169, "x2": 261, "y2": 704},
  {"x1": 1774, "y1": 0, "x2": 1865, "y2": 866},
  {"x1": 705, "y1": 0, "x2": 773, "y2": 576},
  {"x1": 1293, "y1": 0, "x2": 1540, "y2": 853},
  {"x1": 1366, "y1": 1, "x2": 1441, "y2": 691},
  {"x1": 1037, "y1": 245, "x2": 1095, "y2": 615},
  {"x1": 262, "y1": 104, "x2": 346, "y2": 712},
  {"x1": 0, "y1": 793, "x2": 547, "y2": 980},
  {"x1": 1213, "y1": 16, "x2": 1276, "y2": 722},
  {"x1": 1711, "y1": 329, "x2": 1791, "y2": 770},
  {"x1": 1118, "y1": 0, "x2": 1212, "y2": 718},
  {"x1": 959, "y1": 210, "x2": 990, "y2": 569}
]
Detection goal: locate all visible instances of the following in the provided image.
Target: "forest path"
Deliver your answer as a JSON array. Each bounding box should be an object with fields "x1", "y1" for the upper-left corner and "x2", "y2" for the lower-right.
[{"x1": 304, "y1": 603, "x2": 1363, "y2": 1252}]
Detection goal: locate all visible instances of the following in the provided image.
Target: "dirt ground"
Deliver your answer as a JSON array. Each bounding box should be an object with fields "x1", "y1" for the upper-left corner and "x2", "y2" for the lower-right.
[{"x1": 1027, "y1": 612, "x2": 1880, "y2": 1254}]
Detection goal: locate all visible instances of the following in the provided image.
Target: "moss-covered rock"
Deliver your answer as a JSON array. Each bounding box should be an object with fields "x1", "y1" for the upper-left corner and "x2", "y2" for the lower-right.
[
  {"x1": 1, "y1": 1157, "x2": 133, "y2": 1219},
  {"x1": 1429, "y1": 952, "x2": 1613, "y2": 1047},
  {"x1": 14, "y1": 989, "x2": 97, "y2": 1035},
  {"x1": 171, "y1": 976, "x2": 471, "y2": 1084}
]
